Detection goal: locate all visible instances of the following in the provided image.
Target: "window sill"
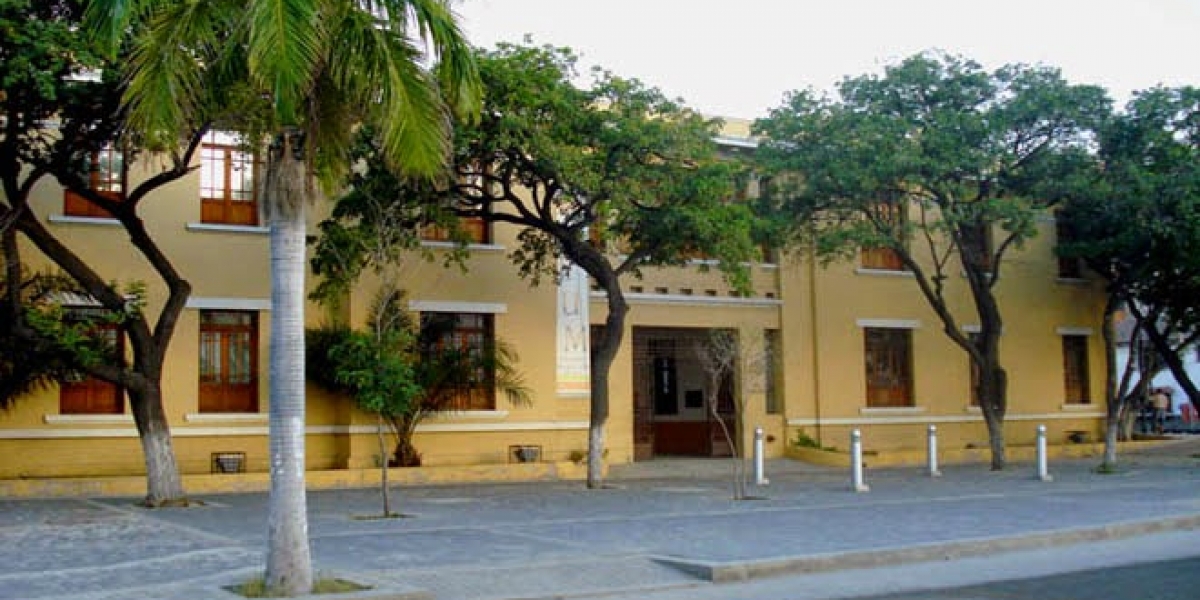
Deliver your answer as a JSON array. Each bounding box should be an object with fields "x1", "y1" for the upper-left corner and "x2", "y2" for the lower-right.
[
  {"x1": 428, "y1": 410, "x2": 510, "y2": 420},
  {"x1": 1061, "y1": 403, "x2": 1094, "y2": 411},
  {"x1": 419, "y1": 240, "x2": 505, "y2": 252},
  {"x1": 44, "y1": 413, "x2": 134, "y2": 424},
  {"x1": 1055, "y1": 277, "x2": 1090, "y2": 286},
  {"x1": 186, "y1": 223, "x2": 269, "y2": 235},
  {"x1": 48, "y1": 214, "x2": 121, "y2": 227},
  {"x1": 185, "y1": 412, "x2": 267, "y2": 423},
  {"x1": 855, "y1": 268, "x2": 914, "y2": 278},
  {"x1": 860, "y1": 406, "x2": 926, "y2": 415}
]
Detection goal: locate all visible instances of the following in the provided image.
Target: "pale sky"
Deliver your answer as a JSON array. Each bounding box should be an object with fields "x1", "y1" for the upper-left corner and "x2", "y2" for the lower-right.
[{"x1": 454, "y1": 0, "x2": 1200, "y2": 119}]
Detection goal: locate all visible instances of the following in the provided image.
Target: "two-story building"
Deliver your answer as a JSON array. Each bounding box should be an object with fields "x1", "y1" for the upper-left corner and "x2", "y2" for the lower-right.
[{"x1": 0, "y1": 120, "x2": 1108, "y2": 480}]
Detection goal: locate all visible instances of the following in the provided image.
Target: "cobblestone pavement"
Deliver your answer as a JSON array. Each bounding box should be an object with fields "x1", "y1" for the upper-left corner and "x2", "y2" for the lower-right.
[{"x1": 2, "y1": 440, "x2": 1199, "y2": 599}]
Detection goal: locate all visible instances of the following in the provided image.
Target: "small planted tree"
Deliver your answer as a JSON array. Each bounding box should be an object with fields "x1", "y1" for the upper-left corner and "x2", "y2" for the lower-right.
[{"x1": 695, "y1": 329, "x2": 773, "y2": 500}]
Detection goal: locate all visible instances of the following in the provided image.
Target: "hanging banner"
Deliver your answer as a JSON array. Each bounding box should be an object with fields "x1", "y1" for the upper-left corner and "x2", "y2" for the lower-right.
[{"x1": 556, "y1": 263, "x2": 591, "y2": 397}]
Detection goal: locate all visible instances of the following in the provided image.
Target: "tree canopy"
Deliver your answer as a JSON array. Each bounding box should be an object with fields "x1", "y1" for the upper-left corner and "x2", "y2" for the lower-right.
[
  {"x1": 1059, "y1": 85, "x2": 1200, "y2": 409},
  {"x1": 754, "y1": 52, "x2": 1110, "y2": 468}
]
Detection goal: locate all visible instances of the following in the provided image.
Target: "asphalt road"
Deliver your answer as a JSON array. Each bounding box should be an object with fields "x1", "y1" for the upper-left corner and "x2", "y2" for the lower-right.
[{"x1": 860, "y1": 556, "x2": 1200, "y2": 600}]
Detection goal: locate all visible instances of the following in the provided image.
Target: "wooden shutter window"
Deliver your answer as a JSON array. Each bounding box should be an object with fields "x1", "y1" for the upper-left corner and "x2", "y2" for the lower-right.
[
  {"x1": 864, "y1": 327, "x2": 913, "y2": 408},
  {"x1": 63, "y1": 146, "x2": 125, "y2": 218},
  {"x1": 1062, "y1": 335, "x2": 1091, "y2": 404},
  {"x1": 60, "y1": 320, "x2": 124, "y2": 415},
  {"x1": 200, "y1": 132, "x2": 259, "y2": 226},
  {"x1": 199, "y1": 310, "x2": 259, "y2": 413}
]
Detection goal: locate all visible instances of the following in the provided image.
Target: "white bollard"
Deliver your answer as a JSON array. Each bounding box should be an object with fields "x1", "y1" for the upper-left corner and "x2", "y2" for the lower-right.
[
  {"x1": 753, "y1": 426, "x2": 769, "y2": 486},
  {"x1": 851, "y1": 429, "x2": 869, "y2": 492},
  {"x1": 1036, "y1": 424, "x2": 1053, "y2": 482},
  {"x1": 927, "y1": 424, "x2": 942, "y2": 477}
]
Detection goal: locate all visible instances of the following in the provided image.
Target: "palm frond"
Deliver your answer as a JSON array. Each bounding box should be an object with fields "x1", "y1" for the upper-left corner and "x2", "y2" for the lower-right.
[
  {"x1": 121, "y1": 0, "x2": 233, "y2": 151},
  {"x1": 247, "y1": 0, "x2": 325, "y2": 124}
]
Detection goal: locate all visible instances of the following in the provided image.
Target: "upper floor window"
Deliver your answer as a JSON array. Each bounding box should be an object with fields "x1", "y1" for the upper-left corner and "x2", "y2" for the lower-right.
[
  {"x1": 960, "y1": 222, "x2": 994, "y2": 272},
  {"x1": 199, "y1": 310, "x2": 259, "y2": 413},
  {"x1": 1055, "y1": 218, "x2": 1084, "y2": 279},
  {"x1": 63, "y1": 144, "x2": 125, "y2": 218},
  {"x1": 420, "y1": 312, "x2": 495, "y2": 410},
  {"x1": 422, "y1": 216, "x2": 490, "y2": 244},
  {"x1": 60, "y1": 307, "x2": 124, "y2": 414},
  {"x1": 201, "y1": 131, "x2": 259, "y2": 226},
  {"x1": 861, "y1": 201, "x2": 906, "y2": 271},
  {"x1": 864, "y1": 327, "x2": 913, "y2": 408}
]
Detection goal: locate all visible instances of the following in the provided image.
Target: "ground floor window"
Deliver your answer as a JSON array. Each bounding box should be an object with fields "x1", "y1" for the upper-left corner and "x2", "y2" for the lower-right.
[
  {"x1": 60, "y1": 309, "x2": 124, "y2": 415},
  {"x1": 1062, "y1": 334, "x2": 1091, "y2": 404},
  {"x1": 420, "y1": 312, "x2": 495, "y2": 411},
  {"x1": 199, "y1": 310, "x2": 258, "y2": 413},
  {"x1": 864, "y1": 327, "x2": 913, "y2": 408}
]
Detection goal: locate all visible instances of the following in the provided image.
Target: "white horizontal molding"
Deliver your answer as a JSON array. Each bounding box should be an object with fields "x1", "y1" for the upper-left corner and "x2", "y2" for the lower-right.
[
  {"x1": 185, "y1": 222, "x2": 269, "y2": 235},
  {"x1": 43, "y1": 414, "x2": 135, "y2": 424},
  {"x1": 854, "y1": 268, "x2": 914, "y2": 278},
  {"x1": 409, "y1": 300, "x2": 508, "y2": 314},
  {"x1": 962, "y1": 324, "x2": 981, "y2": 334},
  {"x1": 1056, "y1": 326, "x2": 1094, "y2": 336},
  {"x1": 0, "y1": 419, "x2": 591, "y2": 440},
  {"x1": 425, "y1": 410, "x2": 509, "y2": 420},
  {"x1": 48, "y1": 214, "x2": 120, "y2": 227},
  {"x1": 597, "y1": 291, "x2": 782, "y2": 309},
  {"x1": 1060, "y1": 403, "x2": 1098, "y2": 412},
  {"x1": 859, "y1": 406, "x2": 927, "y2": 416},
  {"x1": 187, "y1": 297, "x2": 272, "y2": 311},
  {"x1": 713, "y1": 134, "x2": 758, "y2": 149},
  {"x1": 418, "y1": 240, "x2": 506, "y2": 253},
  {"x1": 185, "y1": 413, "x2": 269, "y2": 423},
  {"x1": 788, "y1": 410, "x2": 1105, "y2": 427},
  {"x1": 856, "y1": 318, "x2": 921, "y2": 329}
]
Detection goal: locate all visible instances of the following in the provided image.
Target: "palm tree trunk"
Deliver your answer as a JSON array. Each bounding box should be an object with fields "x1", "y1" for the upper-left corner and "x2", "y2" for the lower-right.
[{"x1": 264, "y1": 134, "x2": 313, "y2": 596}]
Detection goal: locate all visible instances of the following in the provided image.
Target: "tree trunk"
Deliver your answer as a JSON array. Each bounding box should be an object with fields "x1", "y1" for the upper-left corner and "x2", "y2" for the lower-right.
[
  {"x1": 978, "y1": 363, "x2": 1008, "y2": 470},
  {"x1": 264, "y1": 135, "x2": 313, "y2": 596},
  {"x1": 1100, "y1": 297, "x2": 1121, "y2": 470},
  {"x1": 127, "y1": 384, "x2": 186, "y2": 506},
  {"x1": 377, "y1": 414, "x2": 390, "y2": 516},
  {"x1": 587, "y1": 283, "x2": 628, "y2": 489}
]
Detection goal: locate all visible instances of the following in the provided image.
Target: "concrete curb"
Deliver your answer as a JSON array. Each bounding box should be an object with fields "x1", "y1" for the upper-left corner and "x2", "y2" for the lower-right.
[{"x1": 652, "y1": 512, "x2": 1200, "y2": 583}]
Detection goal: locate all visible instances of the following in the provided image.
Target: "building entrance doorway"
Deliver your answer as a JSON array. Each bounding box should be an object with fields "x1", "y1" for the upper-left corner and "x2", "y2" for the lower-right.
[{"x1": 632, "y1": 327, "x2": 736, "y2": 460}]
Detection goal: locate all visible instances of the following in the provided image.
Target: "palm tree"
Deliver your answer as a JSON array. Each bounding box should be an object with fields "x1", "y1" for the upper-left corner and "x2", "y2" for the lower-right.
[{"x1": 88, "y1": 0, "x2": 479, "y2": 594}]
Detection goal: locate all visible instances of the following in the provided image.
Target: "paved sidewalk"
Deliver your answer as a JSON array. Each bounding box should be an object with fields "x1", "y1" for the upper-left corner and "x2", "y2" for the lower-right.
[{"x1": 2, "y1": 440, "x2": 1199, "y2": 599}]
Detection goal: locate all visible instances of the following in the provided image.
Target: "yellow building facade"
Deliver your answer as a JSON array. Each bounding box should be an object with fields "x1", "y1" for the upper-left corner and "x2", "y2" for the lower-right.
[{"x1": 0, "y1": 124, "x2": 1108, "y2": 480}]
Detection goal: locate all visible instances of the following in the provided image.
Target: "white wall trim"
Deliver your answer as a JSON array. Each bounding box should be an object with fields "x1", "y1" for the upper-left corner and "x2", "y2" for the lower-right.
[
  {"x1": 1060, "y1": 403, "x2": 1097, "y2": 412},
  {"x1": 419, "y1": 240, "x2": 506, "y2": 253},
  {"x1": 425, "y1": 410, "x2": 510, "y2": 420},
  {"x1": 854, "y1": 268, "x2": 914, "y2": 278},
  {"x1": 48, "y1": 214, "x2": 121, "y2": 227},
  {"x1": 185, "y1": 223, "x2": 269, "y2": 235},
  {"x1": 43, "y1": 414, "x2": 135, "y2": 424},
  {"x1": 860, "y1": 406, "x2": 926, "y2": 416},
  {"x1": 1056, "y1": 326, "x2": 1094, "y2": 336},
  {"x1": 962, "y1": 324, "x2": 981, "y2": 334},
  {"x1": 594, "y1": 291, "x2": 782, "y2": 309},
  {"x1": 185, "y1": 413, "x2": 269, "y2": 423},
  {"x1": 0, "y1": 420, "x2": 588, "y2": 439},
  {"x1": 409, "y1": 300, "x2": 508, "y2": 314},
  {"x1": 856, "y1": 318, "x2": 921, "y2": 329},
  {"x1": 787, "y1": 411, "x2": 1105, "y2": 427},
  {"x1": 1055, "y1": 277, "x2": 1091, "y2": 286},
  {"x1": 186, "y1": 297, "x2": 272, "y2": 311}
]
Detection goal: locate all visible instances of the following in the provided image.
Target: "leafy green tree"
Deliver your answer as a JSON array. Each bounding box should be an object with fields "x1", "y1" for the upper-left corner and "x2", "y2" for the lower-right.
[
  {"x1": 1, "y1": 0, "x2": 211, "y2": 505},
  {"x1": 433, "y1": 42, "x2": 760, "y2": 488},
  {"x1": 1058, "y1": 85, "x2": 1200, "y2": 465},
  {"x1": 90, "y1": 0, "x2": 480, "y2": 593},
  {"x1": 754, "y1": 52, "x2": 1109, "y2": 470}
]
